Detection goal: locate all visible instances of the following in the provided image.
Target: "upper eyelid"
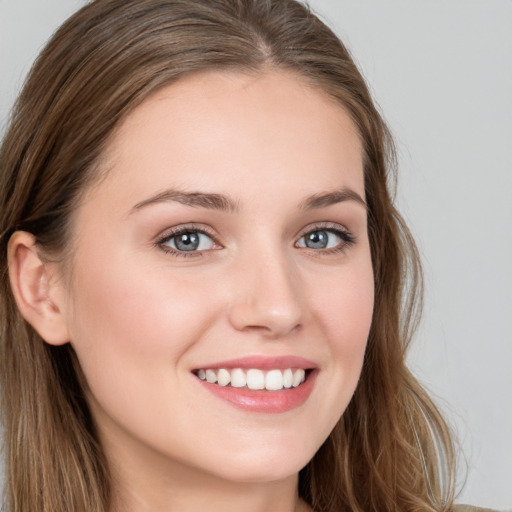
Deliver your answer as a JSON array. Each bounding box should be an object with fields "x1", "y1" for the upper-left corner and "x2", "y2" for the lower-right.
[
  {"x1": 156, "y1": 223, "x2": 218, "y2": 243},
  {"x1": 157, "y1": 221, "x2": 349, "y2": 237},
  {"x1": 296, "y1": 221, "x2": 351, "y2": 237}
]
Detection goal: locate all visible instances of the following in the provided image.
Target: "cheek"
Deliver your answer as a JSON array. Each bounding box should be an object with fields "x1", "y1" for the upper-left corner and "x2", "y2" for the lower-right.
[
  {"x1": 66, "y1": 253, "x2": 217, "y2": 391},
  {"x1": 309, "y1": 256, "x2": 374, "y2": 402},
  {"x1": 316, "y1": 259, "x2": 374, "y2": 349},
  {"x1": 64, "y1": 253, "x2": 228, "y2": 452},
  {"x1": 73, "y1": 256, "x2": 206, "y2": 330}
]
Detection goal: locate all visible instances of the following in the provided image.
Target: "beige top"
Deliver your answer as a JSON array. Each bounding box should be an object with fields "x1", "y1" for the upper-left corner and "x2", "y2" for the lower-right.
[{"x1": 454, "y1": 506, "x2": 499, "y2": 512}]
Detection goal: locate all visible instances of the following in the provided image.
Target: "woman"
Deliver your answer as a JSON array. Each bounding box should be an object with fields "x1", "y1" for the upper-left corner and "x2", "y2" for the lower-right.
[{"x1": 0, "y1": 1, "x2": 493, "y2": 511}]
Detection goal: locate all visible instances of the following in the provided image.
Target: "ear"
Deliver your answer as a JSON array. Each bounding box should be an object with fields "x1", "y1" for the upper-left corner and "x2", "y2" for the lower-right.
[{"x1": 7, "y1": 231, "x2": 70, "y2": 346}]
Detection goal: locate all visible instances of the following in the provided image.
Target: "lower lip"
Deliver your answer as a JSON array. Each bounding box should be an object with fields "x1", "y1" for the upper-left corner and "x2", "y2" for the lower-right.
[{"x1": 195, "y1": 370, "x2": 317, "y2": 413}]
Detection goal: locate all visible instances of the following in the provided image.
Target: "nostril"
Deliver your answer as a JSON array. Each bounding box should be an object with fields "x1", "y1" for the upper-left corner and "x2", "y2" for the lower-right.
[{"x1": 227, "y1": 300, "x2": 303, "y2": 338}]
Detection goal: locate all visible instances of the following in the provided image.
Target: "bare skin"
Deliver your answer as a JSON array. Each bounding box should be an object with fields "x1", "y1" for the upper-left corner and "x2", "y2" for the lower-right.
[{"x1": 9, "y1": 69, "x2": 372, "y2": 512}]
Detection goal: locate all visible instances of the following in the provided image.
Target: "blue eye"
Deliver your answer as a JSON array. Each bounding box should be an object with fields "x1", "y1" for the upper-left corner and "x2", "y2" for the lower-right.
[
  {"x1": 296, "y1": 228, "x2": 353, "y2": 251},
  {"x1": 160, "y1": 230, "x2": 215, "y2": 252}
]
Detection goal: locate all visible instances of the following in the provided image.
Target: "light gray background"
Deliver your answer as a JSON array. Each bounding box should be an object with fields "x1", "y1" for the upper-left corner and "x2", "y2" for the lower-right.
[{"x1": 1, "y1": 0, "x2": 511, "y2": 509}]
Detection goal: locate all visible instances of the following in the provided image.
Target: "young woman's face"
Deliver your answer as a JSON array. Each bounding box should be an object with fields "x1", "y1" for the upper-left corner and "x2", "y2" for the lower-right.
[{"x1": 59, "y1": 70, "x2": 374, "y2": 485}]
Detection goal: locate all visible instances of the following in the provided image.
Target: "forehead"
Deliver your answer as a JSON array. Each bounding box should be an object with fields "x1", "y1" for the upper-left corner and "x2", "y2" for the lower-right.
[{"x1": 89, "y1": 69, "x2": 364, "y2": 212}]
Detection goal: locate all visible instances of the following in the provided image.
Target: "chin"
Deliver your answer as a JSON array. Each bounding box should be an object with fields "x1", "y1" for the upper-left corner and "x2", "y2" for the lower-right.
[
  {"x1": 202, "y1": 438, "x2": 316, "y2": 484},
  {"x1": 212, "y1": 461, "x2": 307, "y2": 485}
]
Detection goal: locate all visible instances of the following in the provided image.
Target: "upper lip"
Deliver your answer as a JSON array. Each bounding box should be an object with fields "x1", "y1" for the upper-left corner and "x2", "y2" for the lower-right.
[{"x1": 192, "y1": 355, "x2": 317, "y2": 371}]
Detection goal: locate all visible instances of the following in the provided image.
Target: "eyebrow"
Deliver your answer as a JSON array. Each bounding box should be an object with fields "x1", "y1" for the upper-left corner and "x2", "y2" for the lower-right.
[
  {"x1": 131, "y1": 189, "x2": 239, "y2": 213},
  {"x1": 130, "y1": 186, "x2": 366, "y2": 214},
  {"x1": 299, "y1": 187, "x2": 367, "y2": 211}
]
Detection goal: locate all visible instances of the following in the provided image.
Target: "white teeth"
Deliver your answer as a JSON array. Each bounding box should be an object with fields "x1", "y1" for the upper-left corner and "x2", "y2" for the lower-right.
[
  {"x1": 205, "y1": 369, "x2": 217, "y2": 383},
  {"x1": 217, "y1": 368, "x2": 230, "y2": 386},
  {"x1": 196, "y1": 367, "x2": 309, "y2": 391},
  {"x1": 292, "y1": 369, "x2": 305, "y2": 387},
  {"x1": 230, "y1": 368, "x2": 247, "y2": 388},
  {"x1": 265, "y1": 369, "x2": 283, "y2": 390},
  {"x1": 283, "y1": 368, "x2": 293, "y2": 388},
  {"x1": 246, "y1": 369, "x2": 265, "y2": 390}
]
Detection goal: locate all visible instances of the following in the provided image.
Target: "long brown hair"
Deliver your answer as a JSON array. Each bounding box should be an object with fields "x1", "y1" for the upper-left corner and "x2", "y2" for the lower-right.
[{"x1": 0, "y1": 1, "x2": 456, "y2": 511}]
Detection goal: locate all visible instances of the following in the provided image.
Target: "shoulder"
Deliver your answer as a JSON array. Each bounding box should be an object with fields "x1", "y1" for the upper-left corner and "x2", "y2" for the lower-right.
[{"x1": 454, "y1": 505, "x2": 502, "y2": 512}]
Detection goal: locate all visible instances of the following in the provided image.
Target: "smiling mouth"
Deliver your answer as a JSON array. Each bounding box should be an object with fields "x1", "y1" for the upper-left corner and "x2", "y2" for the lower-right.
[{"x1": 193, "y1": 368, "x2": 309, "y2": 391}]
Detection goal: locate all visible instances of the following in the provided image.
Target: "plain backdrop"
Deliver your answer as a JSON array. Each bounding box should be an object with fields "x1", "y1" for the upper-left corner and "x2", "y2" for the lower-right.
[{"x1": 1, "y1": 0, "x2": 511, "y2": 509}]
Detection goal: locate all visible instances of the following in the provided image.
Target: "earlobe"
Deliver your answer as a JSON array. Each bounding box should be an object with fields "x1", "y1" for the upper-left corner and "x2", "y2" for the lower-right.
[{"x1": 7, "y1": 231, "x2": 70, "y2": 346}]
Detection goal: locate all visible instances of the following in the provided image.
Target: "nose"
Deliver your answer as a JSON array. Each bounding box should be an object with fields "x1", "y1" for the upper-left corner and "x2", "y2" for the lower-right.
[{"x1": 227, "y1": 248, "x2": 304, "y2": 339}]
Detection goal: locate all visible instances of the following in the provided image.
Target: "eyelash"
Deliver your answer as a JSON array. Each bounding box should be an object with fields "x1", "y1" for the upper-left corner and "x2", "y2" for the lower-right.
[
  {"x1": 297, "y1": 223, "x2": 356, "y2": 255},
  {"x1": 155, "y1": 223, "x2": 356, "y2": 258},
  {"x1": 156, "y1": 224, "x2": 219, "y2": 258}
]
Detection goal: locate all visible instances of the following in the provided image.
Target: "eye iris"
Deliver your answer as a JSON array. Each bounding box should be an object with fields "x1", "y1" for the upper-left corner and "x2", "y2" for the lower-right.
[
  {"x1": 305, "y1": 230, "x2": 328, "y2": 249},
  {"x1": 175, "y1": 232, "x2": 200, "y2": 251}
]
